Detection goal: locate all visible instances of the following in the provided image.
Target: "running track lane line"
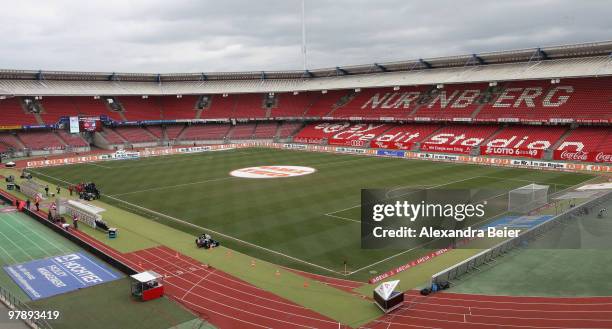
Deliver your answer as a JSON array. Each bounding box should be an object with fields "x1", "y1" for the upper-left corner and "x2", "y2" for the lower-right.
[
  {"x1": 69, "y1": 230, "x2": 341, "y2": 328},
  {"x1": 129, "y1": 247, "x2": 339, "y2": 327}
]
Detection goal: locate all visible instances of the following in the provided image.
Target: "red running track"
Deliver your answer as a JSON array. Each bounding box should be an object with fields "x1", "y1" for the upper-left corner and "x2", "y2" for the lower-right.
[
  {"x1": 7, "y1": 195, "x2": 612, "y2": 329},
  {"x1": 360, "y1": 291, "x2": 612, "y2": 329},
  {"x1": 69, "y1": 229, "x2": 344, "y2": 329}
]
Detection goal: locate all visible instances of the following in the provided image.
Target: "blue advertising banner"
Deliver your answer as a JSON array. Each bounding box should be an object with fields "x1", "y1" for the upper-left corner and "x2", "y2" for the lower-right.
[
  {"x1": 485, "y1": 215, "x2": 553, "y2": 230},
  {"x1": 3, "y1": 252, "x2": 122, "y2": 300},
  {"x1": 376, "y1": 149, "x2": 406, "y2": 157}
]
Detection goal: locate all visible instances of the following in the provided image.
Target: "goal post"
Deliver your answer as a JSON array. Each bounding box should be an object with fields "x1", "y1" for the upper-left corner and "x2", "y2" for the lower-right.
[{"x1": 508, "y1": 183, "x2": 549, "y2": 214}]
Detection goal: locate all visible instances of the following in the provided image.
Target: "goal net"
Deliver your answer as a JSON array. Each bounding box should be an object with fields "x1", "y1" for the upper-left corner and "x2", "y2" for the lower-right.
[{"x1": 508, "y1": 183, "x2": 549, "y2": 214}]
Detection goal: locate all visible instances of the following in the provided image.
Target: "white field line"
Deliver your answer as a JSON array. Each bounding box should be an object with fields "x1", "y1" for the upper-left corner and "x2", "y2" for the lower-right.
[
  {"x1": 102, "y1": 149, "x2": 255, "y2": 169},
  {"x1": 478, "y1": 175, "x2": 573, "y2": 187},
  {"x1": 181, "y1": 269, "x2": 216, "y2": 300},
  {"x1": 29, "y1": 169, "x2": 345, "y2": 276},
  {"x1": 145, "y1": 248, "x2": 313, "y2": 309},
  {"x1": 0, "y1": 227, "x2": 35, "y2": 261},
  {"x1": 129, "y1": 249, "x2": 338, "y2": 326},
  {"x1": 110, "y1": 151, "x2": 371, "y2": 197},
  {"x1": 2, "y1": 213, "x2": 57, "y2": 257},
  {"x1": 110, "y1": 177, "x2": 235, "y2": 197},
  {"x1": 347, "y1": 174, "x2": 597, "y2": 275},
  {"x1": 85, "y1": 162, "x2": 112, "y2": 169},
  {"x1": 325, "y1": 175, "x2": 486, "y2": 220},
  {"x1": 0, "y1": 239, "x2": 19, "y2": 264},
  {"x1": 7, "y1": 212, "x2": 72, "y2": 254},
  {"x1": 324, "y1": 213, "x2": 360, "y2": 223}
]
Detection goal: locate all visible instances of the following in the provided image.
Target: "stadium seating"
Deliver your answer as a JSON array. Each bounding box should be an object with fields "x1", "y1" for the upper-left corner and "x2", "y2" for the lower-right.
[
  {"x1": 180, "y1": 124, "x2": 230, "y2": 140},
  {"x1": 556, "y1": 127, "x2": 612, "y2": 152},
  {"x1": 228, "y1": 123, "x2": 256, "y2": 139},
  {"x1": 553, "y1": 127, "x2": 612, "y2": 162},
  {"x1": 370, "y1": 124, "x2": 441, "y2": 149},
  {"x1": 145, "y1": 126, "x2": 164, "y2": 139},
  {"x1": 253, "y1": 122, "x2": 278, "y2": 139},
  {"x1": 303, "y1": 90, "x2": 348, "y2": 117},
  {"x1": 118, "y1": 96, "x2": 163, "y2": 121},
  {"x1": 114, "y1": 127, "x2": 159, "y2": 143},
  {"x1": 0, "y1": 98, "x2": 38, "y2": 126},
  {"x1": 485, "y1": 125, "x2": 567, "y2": 150},
  {"x1": 56, "y1": 130, "x2": 89, "y2": 148},
  {"x1": 293, "y1": 122, "x2": 352, "y2": 144},
  {"x1": 411, "y1": 84, "x2": 487, "y2": 121},
  {"x1": 39, "y1": 96, "x2": 79, "y2": 124},
  {"x1": 17, "y1": 131, "x2": 66, "y2": 150},
  {"x1": 40, "y1": 96, "x2": 130, "y2": 124},
  {"x1": 101, "y1": 128, "x2": 126, "y2": 145},
  {"x1": 270, "y1": 92, "x2": 314, "y2": 117},
  {"x1": 0, "y1": 133, "x2": 23, "y2": 150},
  {"x1": 233, "y1": 94, "x2": 267, "y2": 118},
  {"x1": 200, "y1": 95, "x2": 236, "y2": 119},
  {"x1": 421, "y1": 124, "x2": 499, "y2": 153},
  {"x1": 333, "y1": 86, "x2": 429, "y2": 119},
  {"x1": 476, "y1": 78, "x2": 612, "y2": 123},
  {"x1": 277, "y1": 122, "x2": 303, "y2": 138},
  {"x1": 327, "y1": 123, "x2": 392, "y2": 146},
  {"x1": 165, "y1": 125, "x2": 186, "y2": 140},
  {"x1": 159, "y1": 96, "x2": 199, "y2": 120}
]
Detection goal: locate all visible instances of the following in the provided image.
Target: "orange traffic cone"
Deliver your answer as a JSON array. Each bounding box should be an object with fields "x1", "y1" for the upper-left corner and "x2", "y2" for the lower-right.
[{"x1": 303, "y1": 280, "x2": 309, "y2": 288}]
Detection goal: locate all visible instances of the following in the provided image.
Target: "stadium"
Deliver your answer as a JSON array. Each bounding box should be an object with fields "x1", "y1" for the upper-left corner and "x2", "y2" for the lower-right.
[{"x1": 1, "y1": 3, "x2": 612, "y2": 328}]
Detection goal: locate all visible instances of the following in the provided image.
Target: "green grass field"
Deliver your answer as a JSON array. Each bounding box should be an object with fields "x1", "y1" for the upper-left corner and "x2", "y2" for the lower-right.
[
  {"x1": 449, "y1": 197, "x2": 612, "y2": 296},
  {"x1": 0, "y1": 207, "x2": 82, "y2": 300},
  {"x1": 0, "y1": 205, "x2": 205, "y2": 329},
  {"x1": 30, "y1": 147, "x2": 594, "y2": 280}
]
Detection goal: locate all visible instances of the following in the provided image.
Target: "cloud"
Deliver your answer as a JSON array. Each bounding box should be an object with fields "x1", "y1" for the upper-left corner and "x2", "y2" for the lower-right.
[{"x1": 0, "y1": 0, "x2": 609, "y2": 73}]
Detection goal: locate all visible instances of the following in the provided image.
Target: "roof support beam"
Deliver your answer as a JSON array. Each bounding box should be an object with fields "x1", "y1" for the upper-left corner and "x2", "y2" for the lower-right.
[
  {"x1": 335, "y1": 66, "x2": 348, "y2": 76},
  {"x1": 419, "y1": 58, "x2": 432, "y2": 69},
  {"x1": 374, "y1": 63, "x2": 388, "y2": 72},
  {"x1": 472, "y1": 54, "x2": 485, "y2": 65}
]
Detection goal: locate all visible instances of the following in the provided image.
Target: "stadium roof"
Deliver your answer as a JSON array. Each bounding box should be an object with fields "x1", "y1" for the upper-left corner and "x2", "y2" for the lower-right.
[{"x1": 0, "y1": 40, "x2": 611, "y2": 96}]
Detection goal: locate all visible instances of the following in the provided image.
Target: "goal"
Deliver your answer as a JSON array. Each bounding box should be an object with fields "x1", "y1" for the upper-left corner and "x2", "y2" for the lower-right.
[{"x1": 508, "y1": 183, "x2": 549, "y2": 214}]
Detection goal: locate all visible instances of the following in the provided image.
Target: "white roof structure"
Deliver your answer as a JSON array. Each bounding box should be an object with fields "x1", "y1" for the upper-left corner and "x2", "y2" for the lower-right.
[
  {"x1": 67, "y1": 199, "x2": 106, "y2": 214},
  {"x1": 131, "y1": 271, "x2": 162, "y2": 283},
  {"x1": 0, "y1": 41, "x2": 610, "y2": 96}
]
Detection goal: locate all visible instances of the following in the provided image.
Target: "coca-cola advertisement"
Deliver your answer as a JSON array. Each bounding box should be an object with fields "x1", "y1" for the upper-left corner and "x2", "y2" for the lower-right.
[
  {"x1": 554, "y1": 150, "x2": 612, "y2": 163},
  {"x1": 369, "y1": 140, "x2": 414, "y2": 150},
  {"x1": 481, "y1": 146, "x2": 544, "y2": 159},
  {"x1": 420, "y1": 143, "x2": 472, "y2": 154}
]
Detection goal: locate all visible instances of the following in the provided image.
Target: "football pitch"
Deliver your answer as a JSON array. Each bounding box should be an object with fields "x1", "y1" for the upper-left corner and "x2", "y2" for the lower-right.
[{"x1": 29, "y1": 147, "x2": 594, "y2": 280}]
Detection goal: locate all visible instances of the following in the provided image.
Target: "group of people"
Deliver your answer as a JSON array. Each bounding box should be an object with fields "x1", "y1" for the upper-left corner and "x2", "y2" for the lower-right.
[{"x1": 68, "y1": 182, "x2": 101, "y2": 200}]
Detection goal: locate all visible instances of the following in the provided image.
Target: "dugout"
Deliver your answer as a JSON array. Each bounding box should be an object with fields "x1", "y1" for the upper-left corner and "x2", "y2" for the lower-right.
[{"x1": 130, "y1": 271, "x2": 164, "y2": 301}]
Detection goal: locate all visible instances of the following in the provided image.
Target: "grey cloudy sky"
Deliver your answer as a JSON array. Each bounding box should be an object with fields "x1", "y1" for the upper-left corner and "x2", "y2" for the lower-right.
[{"x1": 0, "y1": 0, "x2": 610, "y2": 73}]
